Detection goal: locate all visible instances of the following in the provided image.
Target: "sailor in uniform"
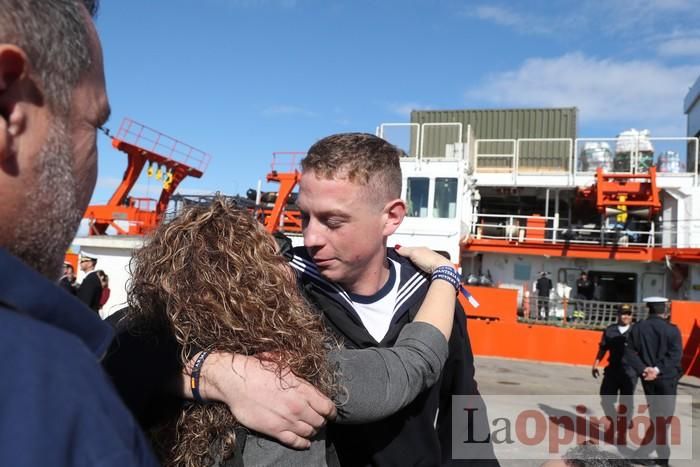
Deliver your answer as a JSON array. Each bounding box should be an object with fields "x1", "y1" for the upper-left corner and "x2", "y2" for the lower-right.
[
  {"x1": 625, "y1": 297, "x2": 683, "y2": 466},
  {"x1": 76, "y1": 255, "x2": 103, "y2": 314},
  {"x1": 592, "y1": 303, "x2": 637, "y2": 423}
]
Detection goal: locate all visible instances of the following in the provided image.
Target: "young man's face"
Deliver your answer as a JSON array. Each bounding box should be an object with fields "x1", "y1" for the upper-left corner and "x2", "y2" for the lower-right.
[
  {"x1": 297, "y1": 171, "x2": 390, "y2": 292},
  {"x1": 79, "y1": 259, "x2": 94, "y2": 272},
  {"x1": 618, "y1": 312, "x2": 632, "y2": 326}
]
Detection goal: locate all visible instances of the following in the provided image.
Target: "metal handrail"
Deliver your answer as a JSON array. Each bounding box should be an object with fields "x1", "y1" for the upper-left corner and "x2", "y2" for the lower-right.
[
  {"x1": 521, "y1": 296, "x2": 648, "y2": 329},
  {"x1": 419, "y1": 122, "x2": 463, "y2": 159},
  {"x1": 377, "y1": 123, "x2": 421, "y2": 158},
  {"x1": 382, "y1": 120, "x2": 700, "y2": 185},
  {"x1": 516, "y1": 138, "x2": 573, "y2": 173},
  {"x1": 471, "y1": 212, "x2": 700, "y2": 248},
  {"x1": 472, "y1": 213, "x2": 662, "y2": 248}
]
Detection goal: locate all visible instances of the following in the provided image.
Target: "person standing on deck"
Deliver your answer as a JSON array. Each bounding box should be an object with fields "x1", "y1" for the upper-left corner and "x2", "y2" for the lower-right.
[
  {"x1": 536, "y1": 271, "x2": 553, "y2": 320},
  {"x1": 575, "y1": 271, "x2": 594, "y2": 321}
]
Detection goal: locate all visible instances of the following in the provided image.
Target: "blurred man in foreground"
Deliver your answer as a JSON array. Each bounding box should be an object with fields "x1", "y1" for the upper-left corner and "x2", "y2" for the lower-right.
[{"x1": 0, "y1": 1, "x2": 155, "y2": 464}]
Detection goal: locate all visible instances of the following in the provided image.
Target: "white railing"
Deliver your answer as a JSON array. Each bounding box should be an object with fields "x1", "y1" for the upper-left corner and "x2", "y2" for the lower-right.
[
  {"x1": 474, "y1": 139, "x2": 517, "y2": 184},
  {"x1": 377, "y1": 123, "x2": 420, "y2": 157},
  {"x1": 474, "y1": 135, "x2": 700, "y2": 185},
  {"x1": 420, "y1": 122, "x2": 463, "y2": 159},
  {"x1": 377, "y1": 120, "x2": 700, "y2": 185},
  {"x1": 469, "y1": 213, "x2": 677, "y2": 248},
  {"x1": 377, "y1": 122, "x2": 464, "y2": 160}
]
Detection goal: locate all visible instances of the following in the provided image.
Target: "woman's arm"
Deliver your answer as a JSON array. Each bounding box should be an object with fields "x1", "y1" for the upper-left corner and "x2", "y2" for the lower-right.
[
  {"x1": 396, "y1": 245, "x2": 456, "y2": 339},
  {"x1": 179, "y1": 247, "x2": 458, "y2": 434},
  {"x1": 333, "y1": 246, "x2": 458, "y2": 423}
]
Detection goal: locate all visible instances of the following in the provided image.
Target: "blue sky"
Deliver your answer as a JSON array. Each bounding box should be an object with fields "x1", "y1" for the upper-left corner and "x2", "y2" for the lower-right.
[{"x1": 90, "y1": 0, "x2": 700, "y2": 205}]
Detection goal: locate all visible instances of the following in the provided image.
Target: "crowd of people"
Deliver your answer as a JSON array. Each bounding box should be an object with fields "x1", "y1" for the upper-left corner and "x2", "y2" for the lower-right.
[{"x1": 0, "y1": 2, "x2": 686, "y2": 466}]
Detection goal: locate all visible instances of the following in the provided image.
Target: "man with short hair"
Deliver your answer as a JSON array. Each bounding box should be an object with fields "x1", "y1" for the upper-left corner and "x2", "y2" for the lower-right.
[
  {"x1": 0, "y1": 1, "x2": 156, "y2": 464},
  {"x1": 77, "y1": 254, "x2": 102, "y2": 312},
  {"x1": 625, "y1": 297, "x2": 683, "y2": 466},
  {"x1": 196, "y1": 133, "x2": 497, "y2": 465},
  {"x1": 295, "y1": 133, "x2": 497, "y2": 465},
  {"x1": 591, "y1": 304, "x2": 637, "y2": 424}
]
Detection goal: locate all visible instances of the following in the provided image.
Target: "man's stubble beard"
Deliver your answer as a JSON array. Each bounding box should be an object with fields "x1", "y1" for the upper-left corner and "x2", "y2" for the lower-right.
[{"x1": 9, "y1": 120, "x2": 85, "y2": 280}]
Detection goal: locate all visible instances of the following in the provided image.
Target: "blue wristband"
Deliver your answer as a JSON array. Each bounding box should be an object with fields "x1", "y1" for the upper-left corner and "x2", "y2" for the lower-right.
[
  {"x1": 190, "y1": 350, "x2": 211, "y2": 404},
  {"x1": 431, "y1": 265, "x2": 460, "y2": 292}
]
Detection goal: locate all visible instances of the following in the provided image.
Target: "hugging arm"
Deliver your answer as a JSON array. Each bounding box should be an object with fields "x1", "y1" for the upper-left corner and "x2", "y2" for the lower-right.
[
  {"x1": 333, "y1": 246, "x2": 456, "y2": 422},
  {"x1": 182, "y1": 246, "x2": 455, "y2": 443}
]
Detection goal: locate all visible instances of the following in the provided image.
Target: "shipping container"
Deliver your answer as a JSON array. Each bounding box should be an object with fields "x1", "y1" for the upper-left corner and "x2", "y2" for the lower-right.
[{"x1": 410, "y1": 108, "x2": 577, "y2": 171}]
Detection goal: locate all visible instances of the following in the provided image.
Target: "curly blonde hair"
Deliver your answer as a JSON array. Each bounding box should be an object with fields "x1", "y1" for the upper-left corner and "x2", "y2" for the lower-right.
[{"x1": 127, "y1": 196, "x2": 336, "y2": 466}]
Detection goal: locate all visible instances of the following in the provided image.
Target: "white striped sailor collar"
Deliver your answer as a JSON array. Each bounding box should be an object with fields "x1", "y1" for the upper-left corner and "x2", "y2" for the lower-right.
[{"x1": 289, "y1": 247, "x2": 429, "y2": 314}]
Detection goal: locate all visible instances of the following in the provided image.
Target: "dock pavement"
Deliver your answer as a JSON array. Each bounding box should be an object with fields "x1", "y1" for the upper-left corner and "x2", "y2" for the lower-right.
[{"x1": 473, "y1": 356, "x2": 700, "y2": 466}]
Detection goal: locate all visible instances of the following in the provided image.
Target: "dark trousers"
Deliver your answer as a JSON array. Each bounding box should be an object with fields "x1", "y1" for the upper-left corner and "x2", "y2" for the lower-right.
[
  {"x1": 599, "y1": 367, "x2": 637, "y2": 420},
  {"x1": 635, "y1": 378, "x2": 678, "y2": 464}
]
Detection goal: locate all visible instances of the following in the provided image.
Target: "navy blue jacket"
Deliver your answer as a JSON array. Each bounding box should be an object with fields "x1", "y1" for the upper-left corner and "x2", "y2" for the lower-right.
[
  {"x1": 596, "y1": 324, "x2": 634, "y2": 371},
  {"x1": 625, "y1": 314, "x2": 683, "y2": 380},
  {"x1": 76, "y1": 270, "x2": 103, "y2": 313},
  {"x1": 0, "y1": 249, "x2": 157, "y2": 467},
  {"x1": 290, "y1": 247, "x2": 498, "y2": 466}
]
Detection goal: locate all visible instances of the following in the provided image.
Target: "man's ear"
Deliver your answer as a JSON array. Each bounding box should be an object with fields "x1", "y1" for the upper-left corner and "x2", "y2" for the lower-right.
[
  {"x1": 382, "y1": 198, "x2": 406, "y2": 237},
  {"x1": 0, "y1": 45, "x2": 29, "y2": 175}
]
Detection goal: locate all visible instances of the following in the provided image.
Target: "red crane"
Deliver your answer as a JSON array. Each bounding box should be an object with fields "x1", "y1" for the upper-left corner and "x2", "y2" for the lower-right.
[{"x1": 84, "y1": 118, "x2": 211, "y2": 235}]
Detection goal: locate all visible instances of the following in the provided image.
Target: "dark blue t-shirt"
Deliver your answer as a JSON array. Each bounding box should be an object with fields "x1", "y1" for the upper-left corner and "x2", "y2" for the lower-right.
[{"x1": 0, "y1": 249, "x2": 157, "y2": 466}]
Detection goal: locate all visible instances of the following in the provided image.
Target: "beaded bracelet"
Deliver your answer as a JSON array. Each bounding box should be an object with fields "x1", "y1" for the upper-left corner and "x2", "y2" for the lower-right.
[
  {"x1": 190, "y1": 350, "x2": 211, "y2": 404},
  {"x1": 431, "y1": 265, "x2": 461, "y2": 292}
]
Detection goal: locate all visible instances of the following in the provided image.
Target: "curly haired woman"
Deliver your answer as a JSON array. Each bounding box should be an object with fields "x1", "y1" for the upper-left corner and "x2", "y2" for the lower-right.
[{"x1": 124, "y1": 196, "x2": 458, "y2": 466}]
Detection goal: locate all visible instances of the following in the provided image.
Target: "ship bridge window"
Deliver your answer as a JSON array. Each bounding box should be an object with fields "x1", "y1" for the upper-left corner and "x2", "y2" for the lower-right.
[
  {"x1": 433, "y1": 177, "x2": 458, "y2": 218},
  {"x1": 407, "y1": 177, "x2": 429, "y2": 217}
]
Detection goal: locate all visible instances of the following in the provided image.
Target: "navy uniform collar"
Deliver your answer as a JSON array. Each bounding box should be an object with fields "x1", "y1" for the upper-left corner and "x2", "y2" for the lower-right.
[{"x1": 0, "y1": 248, "x2": 114, "y2": 358}]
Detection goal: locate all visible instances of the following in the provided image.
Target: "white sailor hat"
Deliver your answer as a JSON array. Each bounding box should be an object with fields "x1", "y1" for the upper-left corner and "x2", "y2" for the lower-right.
[
  {"x1": 642, "y1": 296, "x2": 668, "y2": 303},
  {"x1": 643, "y1": 297, "x2": 669, "y2": 315},
  {"x1": 80, "y1": 254, "x2": 97, "y2": 263}
]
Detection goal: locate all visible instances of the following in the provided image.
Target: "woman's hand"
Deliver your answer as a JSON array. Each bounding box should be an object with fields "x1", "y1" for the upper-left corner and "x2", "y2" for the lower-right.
[
  {"x1": 395, "y1": 245, "x2": 457, "y2": 341},
  {"x1": 394, "y1": 245, "x2": 453, "y2": 273}
]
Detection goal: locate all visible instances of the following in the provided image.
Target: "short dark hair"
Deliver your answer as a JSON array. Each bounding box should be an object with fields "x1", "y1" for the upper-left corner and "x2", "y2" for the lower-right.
[
  {"x1": 0, "y1": 0, "x2": 99, "y2": 115},
  {"x1": 302, "y1": 133, "x2": 404, "y2": 202}
]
